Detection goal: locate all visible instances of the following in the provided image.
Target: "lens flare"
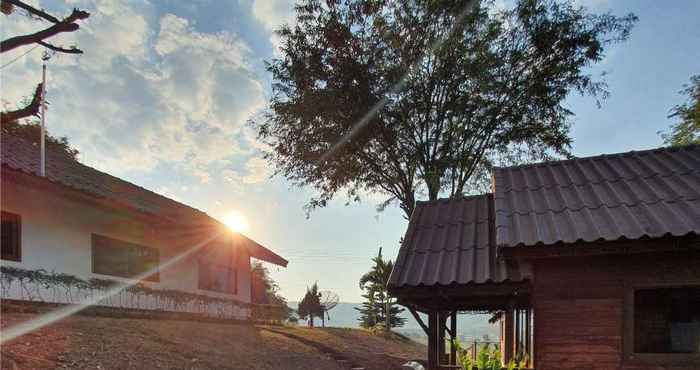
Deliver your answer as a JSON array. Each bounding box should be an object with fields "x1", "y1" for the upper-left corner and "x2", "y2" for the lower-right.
[
  {"x1": 222, "y1": 211, "x2": 249, "y2": 233},
  {"x1": 0, "y1": 232, "x2": 222, "y2": 345}
]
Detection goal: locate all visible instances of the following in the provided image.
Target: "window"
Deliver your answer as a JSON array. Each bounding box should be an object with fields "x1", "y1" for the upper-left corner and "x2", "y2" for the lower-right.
[
  {"x1": 91, "y1": 234, "x2": 159, "y2": 281},
  {"x1": 199, "y1": 260, "x2": 237, "y2": 294},
  {"x1": 633, "y1": 287, "x2": 700, "y2": 354},
  {"x1": 1, "y1": 211, "x2": 21, "y2": 261}
]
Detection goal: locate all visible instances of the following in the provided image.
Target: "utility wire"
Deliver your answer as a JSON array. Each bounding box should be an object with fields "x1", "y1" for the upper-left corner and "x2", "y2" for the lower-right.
[{"x1": 0, "y1": 45, "x2": 39, "y2": 69}]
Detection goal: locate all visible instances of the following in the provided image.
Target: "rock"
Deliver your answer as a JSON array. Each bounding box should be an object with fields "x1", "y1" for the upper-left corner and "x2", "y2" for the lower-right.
[{"x1": 401, "y1": 360, "x2": 426, "y2": 370}]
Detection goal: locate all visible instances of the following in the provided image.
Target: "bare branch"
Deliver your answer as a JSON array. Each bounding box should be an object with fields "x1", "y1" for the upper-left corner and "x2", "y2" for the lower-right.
[
  {"x1": 1, "y1": 83, "x2": 43, "y2": 125},
  {"x1": 62, "y1": 8, "x2": 89, "y2": 24},
  {"x1": 1, "y1": 8, "x2": 89, "y2": 53},
  {"x1": 2, "y1": 0, "x2": 60, "y2": 23},
  {"x1": 37, "y1": 41, "x2": 83, "y2": 54}
]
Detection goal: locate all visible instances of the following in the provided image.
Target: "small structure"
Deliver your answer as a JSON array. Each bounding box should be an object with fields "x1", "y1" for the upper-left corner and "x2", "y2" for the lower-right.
[
  {"x1": 1, "y1": 134, "x2": 287, "y2": 319},
  {"x1": 388, "y1": 145, "x2": 700, "y2": 370}
]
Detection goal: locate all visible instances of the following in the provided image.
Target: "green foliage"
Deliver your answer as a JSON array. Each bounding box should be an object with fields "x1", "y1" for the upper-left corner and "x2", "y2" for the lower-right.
[
  {"x1": 452, "y1": 338, "x2": 473, "y2": 370},
  {"x1": 258, "y1": 0, "x2": 637, "y2": 219},
  {"x1": 297, "y1": 282, "x2": 323, "y2": 327},
  {"x1": 356, "y1": 248, "x2": 406, "y2": 330},
  {"x1": 251, "y1": 261, "x2": 296, "y2": 322},
  {"x1": 452, "y1": 340, "x2": 503, "y2": 370},
  {"x1": 1, "y1": 118, "x2": 79, "y2": 160},
  {"x1": 662, "y1": 75, "x2": 700, "y2": 146}
]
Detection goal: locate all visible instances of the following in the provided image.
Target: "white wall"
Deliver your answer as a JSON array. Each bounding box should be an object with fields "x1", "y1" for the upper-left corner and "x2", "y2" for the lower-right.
[{"x1": 1, "y1": 177, "x2": 251, "y2": 318}]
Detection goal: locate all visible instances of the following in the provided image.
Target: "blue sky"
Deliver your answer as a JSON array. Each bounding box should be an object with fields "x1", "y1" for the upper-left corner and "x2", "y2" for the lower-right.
[{"x1": 2, "y1": 0, "x2": 699, "y2": 302}]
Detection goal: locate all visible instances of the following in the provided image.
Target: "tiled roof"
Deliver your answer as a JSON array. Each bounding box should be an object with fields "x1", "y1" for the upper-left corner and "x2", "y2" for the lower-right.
[
  {"x1": 494, "y1": 145, "x2": 700, "y2": 248},
  {"x1": 1, "y1": 134, "x2": 288, "y2": 267},
  {"x1": 2, "y1": 134, "x2": 207, "y2": 221},
  {"x1": 388, "y1": 194, "x2": 528, "y2": 289}
]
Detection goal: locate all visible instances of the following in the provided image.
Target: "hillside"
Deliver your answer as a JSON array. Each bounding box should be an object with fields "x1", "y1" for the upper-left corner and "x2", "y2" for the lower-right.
[
  {"x1": 0, "y1": 312, "x2": 426, "y2": 370},
  {"x1": 290, "y1": 302, "x2": 499, "y2": 343}
]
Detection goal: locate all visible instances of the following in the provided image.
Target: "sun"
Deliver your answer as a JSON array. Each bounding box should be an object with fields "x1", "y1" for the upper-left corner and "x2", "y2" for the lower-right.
[{"x1": 222, "y1": 211, "x2": 249, "y2": 233}]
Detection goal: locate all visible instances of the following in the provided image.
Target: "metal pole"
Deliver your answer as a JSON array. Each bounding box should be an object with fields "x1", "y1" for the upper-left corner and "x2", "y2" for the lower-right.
[{"x1": 40, "y1": 63, "x2": 46, "y2": 177}]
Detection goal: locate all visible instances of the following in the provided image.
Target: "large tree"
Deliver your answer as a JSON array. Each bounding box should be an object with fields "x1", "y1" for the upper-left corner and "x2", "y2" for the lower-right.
[
  {"x1": 662, "y1": 75, "x2": 699, "y2": 146},
  {"x1": 1, "y1": 0, "x2": 89, "y2": 125},
  {"x1": 258, "y1": 0, "x2": 636, "y2": 218}
]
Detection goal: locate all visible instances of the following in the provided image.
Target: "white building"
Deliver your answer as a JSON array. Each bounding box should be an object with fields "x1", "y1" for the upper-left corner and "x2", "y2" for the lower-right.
[{"x1": 1, "y1": 134, "x2": 287, "y2": 319}]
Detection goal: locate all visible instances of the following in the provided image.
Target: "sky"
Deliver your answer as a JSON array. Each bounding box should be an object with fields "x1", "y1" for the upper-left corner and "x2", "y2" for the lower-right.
[{"x1": 2, "y1": 0, "x2": 699, "y2": 303}]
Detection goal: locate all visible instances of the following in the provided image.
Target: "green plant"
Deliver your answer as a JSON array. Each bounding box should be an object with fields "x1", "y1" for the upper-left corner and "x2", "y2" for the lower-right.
[{"x1": 452, "y1": 338, "x2": 473, "y2": 370}]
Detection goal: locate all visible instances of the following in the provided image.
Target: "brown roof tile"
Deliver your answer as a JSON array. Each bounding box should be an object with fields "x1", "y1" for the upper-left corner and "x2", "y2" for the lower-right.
[
  {"x1": 494, "y1": 145, "x2": 700, "y2": 247},
  {"x1": 388, "y1": 194, "x2": 528, "y2": 289}
]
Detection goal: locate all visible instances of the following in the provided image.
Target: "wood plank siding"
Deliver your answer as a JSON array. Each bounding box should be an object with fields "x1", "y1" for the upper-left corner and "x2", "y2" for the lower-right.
[{"x1": 532, "y1": 250, "x2": 700, "y2": 370}]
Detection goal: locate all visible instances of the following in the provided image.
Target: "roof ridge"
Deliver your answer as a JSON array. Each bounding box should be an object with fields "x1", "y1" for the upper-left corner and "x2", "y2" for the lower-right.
[{"x1": 493, "y1": 144, "x2": 700, "y2": 172}]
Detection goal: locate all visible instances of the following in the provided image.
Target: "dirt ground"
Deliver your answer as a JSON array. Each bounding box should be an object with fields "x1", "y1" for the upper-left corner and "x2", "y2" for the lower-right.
[{"x1": 0, "y1": 313, "x2": 425, "y2": 370}]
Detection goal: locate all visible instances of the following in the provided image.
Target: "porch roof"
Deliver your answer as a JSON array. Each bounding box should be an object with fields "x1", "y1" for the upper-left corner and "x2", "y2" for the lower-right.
[{"x1": 387, "y1": 194, "x2": 530, "y2": 300}]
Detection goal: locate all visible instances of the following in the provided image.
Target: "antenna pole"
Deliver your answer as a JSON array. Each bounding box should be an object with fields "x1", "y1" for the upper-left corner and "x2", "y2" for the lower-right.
[{"x1": 40, "y1": 63, "x2": 46, "y2": 177}]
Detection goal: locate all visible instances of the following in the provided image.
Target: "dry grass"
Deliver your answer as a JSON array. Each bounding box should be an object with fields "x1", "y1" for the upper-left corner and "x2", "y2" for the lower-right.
[{"x1": 0, "y1": 313, "x2": 425, "y2": 370}]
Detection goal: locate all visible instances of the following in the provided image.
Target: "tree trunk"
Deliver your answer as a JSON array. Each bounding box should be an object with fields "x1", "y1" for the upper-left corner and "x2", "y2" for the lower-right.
[{"x1": 385, "y1": 299, "x2": 391, "y2": 331}]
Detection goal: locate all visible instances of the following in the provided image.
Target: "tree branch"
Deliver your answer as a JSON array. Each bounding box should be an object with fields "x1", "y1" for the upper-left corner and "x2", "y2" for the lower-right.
[
  {"x1": 1, "y1": 8, "x2": 89, "y2": 53},
  {"x1": 37, "y1": 41, "x2": 83, "y2": 54},
  {"x1": 1, "y1": 82, "x2": 43, "y2": 125},
  {"x1": 2, "y1": 0, "x2": 60, "y2": 23}
]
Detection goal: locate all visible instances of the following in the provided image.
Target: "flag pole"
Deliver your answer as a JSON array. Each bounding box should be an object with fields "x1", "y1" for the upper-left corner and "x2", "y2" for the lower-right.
[{"x1": 40, "y1": 63, "x2": 46, "y2": 177}]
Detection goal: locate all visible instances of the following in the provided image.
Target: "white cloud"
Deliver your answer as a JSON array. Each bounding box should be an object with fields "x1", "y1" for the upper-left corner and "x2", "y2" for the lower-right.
[
  {"x1": 251, "y1": 0, "x2": 296, "y2": 31},
  {"x1": 241, "y1": 156, "x2": 272, "y2": 184},
  {"x1": 250, "y1": 0, "x2": 296, "y2": 54},
  {"x1": 2, "y1": 1, "x2": 268, "y2": 183}
]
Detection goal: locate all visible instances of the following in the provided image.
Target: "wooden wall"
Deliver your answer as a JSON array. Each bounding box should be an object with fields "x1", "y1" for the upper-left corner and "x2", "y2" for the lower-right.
[{"x1": 532, "y1": 249, "x2": 700, "y2": 370}]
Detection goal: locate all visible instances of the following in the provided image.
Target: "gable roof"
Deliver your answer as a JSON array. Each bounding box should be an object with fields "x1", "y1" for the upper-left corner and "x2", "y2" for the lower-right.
[
  {"x1": 1, "y1": 134, "x2": 287, "y2": 267},
  {"x1": 493, "y1": 145, "x2": 700, "y2": 248},
  {"x1": 388, "y1": 194, "x2": 529, "y2": 291}
]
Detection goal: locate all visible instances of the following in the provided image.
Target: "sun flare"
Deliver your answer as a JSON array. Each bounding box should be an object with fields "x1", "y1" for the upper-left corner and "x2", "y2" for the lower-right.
[{"x1": 222, "y1": 211, "x2": 249, "y2": 233}]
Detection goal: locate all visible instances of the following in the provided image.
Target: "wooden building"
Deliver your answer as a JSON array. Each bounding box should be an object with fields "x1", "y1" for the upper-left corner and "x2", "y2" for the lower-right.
[{"x1": 388, "y1": 145, "x2": 700, "y2": 370}]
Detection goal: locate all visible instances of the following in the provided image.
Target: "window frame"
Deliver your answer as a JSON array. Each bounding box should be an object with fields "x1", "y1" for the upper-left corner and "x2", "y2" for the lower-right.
[
  {"x1": 623, "y1": 281, "x2": 700, "y2": 365},
  {"x1": 91, "y1": 234, "x2": 159, "y2": 282},
  {"x1": 1, "y1": 211, "x2": 21, "y2": 262},
  {"x1": 198, "y1": 259, "x2": 238, "y2": 295}
]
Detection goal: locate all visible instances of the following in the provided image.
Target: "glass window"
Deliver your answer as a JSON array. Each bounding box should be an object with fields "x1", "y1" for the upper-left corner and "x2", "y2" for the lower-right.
[
  {"x1": 91, "y1": 234, "x2": 159, "y2": 281},
  {"x1": 634, "y1": 287, "x2": 700, "y2": 354},
  {"x1": 1, "y1": 211, "x2": 21, "y2": 262},
  {"x1": 199, "y1": 260, "x2": 237, "y2": 294}
]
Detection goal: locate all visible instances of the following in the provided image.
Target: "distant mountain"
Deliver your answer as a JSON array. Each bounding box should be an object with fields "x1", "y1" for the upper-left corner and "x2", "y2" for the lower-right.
[{"x1": 288, "y1": 302, "x2": 499, "y2": 343}]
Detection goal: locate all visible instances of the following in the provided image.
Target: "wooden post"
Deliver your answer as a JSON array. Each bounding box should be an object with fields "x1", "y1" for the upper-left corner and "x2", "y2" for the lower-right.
[
  {"x1": 525, "y1": 308, "x2": 532, "y2": 367},
  {"x1": 503, "y1": 309, "x2": 514, "y2": 364},
  {"x1": 450, "y1": 311, "x2": 457, "y2": 366},
  {"x1": 438, "y1": 312, "x2": 446, "y2": 365},
  {"x1": 428, "y1": 311, "x2": 438, "y2": 370},
  {"x1": 515, "y1": 309, "x2": 521, "y2": 360}
]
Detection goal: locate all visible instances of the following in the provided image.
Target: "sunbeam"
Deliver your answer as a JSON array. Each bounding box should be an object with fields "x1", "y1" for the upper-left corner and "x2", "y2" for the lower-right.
[{"x1": 0, "y1": 230, "x2": 223, "y2": 344}]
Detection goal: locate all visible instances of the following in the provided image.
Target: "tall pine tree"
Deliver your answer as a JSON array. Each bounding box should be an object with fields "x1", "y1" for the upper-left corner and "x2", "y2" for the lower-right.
[
  {"x1": 298, "y1": 282, "x2": 322, "y2": 327},
  {"x1": 356, "y1": 248, "x2": 406, "y2": 330}
]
